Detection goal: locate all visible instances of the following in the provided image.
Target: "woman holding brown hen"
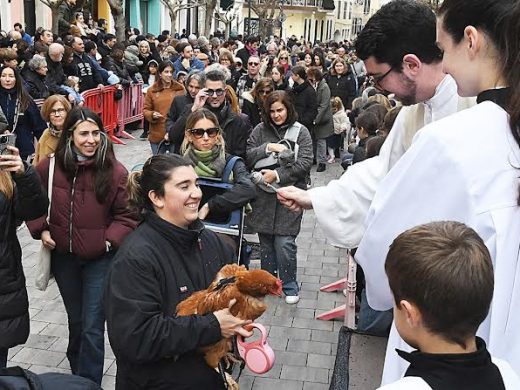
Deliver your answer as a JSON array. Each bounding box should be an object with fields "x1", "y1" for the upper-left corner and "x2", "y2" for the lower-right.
[{"x1": 104, "y1": 153, "x2": 253, "y2": 390}]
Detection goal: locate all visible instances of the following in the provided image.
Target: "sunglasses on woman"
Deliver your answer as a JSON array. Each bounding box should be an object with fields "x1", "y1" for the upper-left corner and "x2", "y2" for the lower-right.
[{"x1": 188, "y1": 127, "x2": 220, "y2": 138}]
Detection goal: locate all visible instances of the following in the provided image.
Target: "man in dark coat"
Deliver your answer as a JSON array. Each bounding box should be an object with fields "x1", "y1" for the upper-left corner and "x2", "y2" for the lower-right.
[
  {"x1": 58, "y1": 0, "x2": 77, "y2": 37},
  {"x1": 68, "y1": 37, "x2": 104, "y2": 92},
  {"x1": 45, "y1": 43, "x2": 73, "y2": 100},
  {"x1": 169, "y1": 68, "x2": 249, "y2": 158},
  {"x1": 235, "y1": 35, "x2": 259, "y2": 70}
]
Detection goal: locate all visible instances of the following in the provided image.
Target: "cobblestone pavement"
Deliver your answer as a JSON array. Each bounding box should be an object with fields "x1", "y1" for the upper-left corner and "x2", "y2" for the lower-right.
[{"x1": 9, "y1": 135, "x2": 386, "y2": 389}]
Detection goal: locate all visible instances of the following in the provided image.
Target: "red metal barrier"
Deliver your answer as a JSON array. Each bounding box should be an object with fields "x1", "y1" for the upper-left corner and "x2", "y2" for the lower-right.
[
  {"x1": 81, "y1": 86, "x2": 122, "y2": 144},
  {"x1": 116, "y1": 83, "x2": 144, "y2": 141}
]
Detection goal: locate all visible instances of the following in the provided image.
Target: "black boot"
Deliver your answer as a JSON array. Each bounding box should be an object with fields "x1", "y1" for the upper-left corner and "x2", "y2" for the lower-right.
[{"x1": 317, "y1": 163, "x2": 326, "y2": 172}]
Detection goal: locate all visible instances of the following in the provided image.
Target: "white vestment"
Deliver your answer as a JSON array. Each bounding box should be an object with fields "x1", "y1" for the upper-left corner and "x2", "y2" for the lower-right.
[
  {"x1": 308, "y1": 75, "x2": 475, "y2": 249},
  {"x1": 356, "y1": 101, "x2": 520, "y2": 384}
]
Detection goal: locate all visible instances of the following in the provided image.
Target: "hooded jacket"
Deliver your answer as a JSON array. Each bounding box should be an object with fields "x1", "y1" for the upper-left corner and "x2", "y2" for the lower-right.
[
  {"x1": 104, "y1": 212, "x2": 234, "y2": 389},
  {"x1": 0, "y1": 165, "x2": 48, "y2": 349},
  {"x1": 289, "y1": 80, "x2": 318, "y2": 131}
]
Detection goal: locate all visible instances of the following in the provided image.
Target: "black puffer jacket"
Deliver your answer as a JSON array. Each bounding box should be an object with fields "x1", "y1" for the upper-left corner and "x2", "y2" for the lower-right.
[
  {"x1": 104, "y1": 212, "x2": 234, "y2": 389},
  {"x1": 325, "y1": 69, "x2": 357, "y2": 110},
  {"x1": 165, "y1": 93, "x2": 194, "y2": 153},
  {"x1": 0, "y1": 165, "x2": 48, "y2": 349},
  {"x1": 289, "y1": 81, "x2": 318, "y2": 131},
  {"x1": 22, "y1": 68, "x2": 51, "y2": 100}
]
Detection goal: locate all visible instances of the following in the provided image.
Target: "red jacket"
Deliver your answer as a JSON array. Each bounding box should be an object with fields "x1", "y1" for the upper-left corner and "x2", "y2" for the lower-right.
[{"x1": 27, "y1": 155, "x2": 138, "y2": 260}]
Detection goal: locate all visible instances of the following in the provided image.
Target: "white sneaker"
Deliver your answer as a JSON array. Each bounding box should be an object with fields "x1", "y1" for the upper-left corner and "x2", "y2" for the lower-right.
[{"x1": 285, "y1": 295, "x2": 300, "y2": 305}]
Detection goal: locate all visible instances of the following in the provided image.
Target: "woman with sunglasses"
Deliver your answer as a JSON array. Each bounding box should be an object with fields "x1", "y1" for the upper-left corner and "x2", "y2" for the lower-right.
[
  {"x1": 277, "y1": 50, "x2": 291, "y2": 74},
  {"x1": 242, "y1": 78, "x2": 275, "y2": 128},
  {"x1": 246, "y1": 91, "x2": 313, "y2": 304},
  {"x1": 181, "y1": 108, "x2": 255, "y2": 237},
  {"x1": 27, "y1": 107, "x2": 137, "y2": 385},
  {"x1": 143, "y1": 61, "x2": 185, "y2": 154}
]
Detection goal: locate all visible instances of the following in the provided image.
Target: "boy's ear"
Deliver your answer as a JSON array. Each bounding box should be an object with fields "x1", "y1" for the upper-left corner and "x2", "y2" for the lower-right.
[{"x1": 400, "y1": 299, "x2": 422, "y2": 328}]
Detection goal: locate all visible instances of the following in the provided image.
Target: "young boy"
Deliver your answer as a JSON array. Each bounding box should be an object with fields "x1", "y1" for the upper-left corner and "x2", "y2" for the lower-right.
[{"x1": 380, "y1": 221, "x2": 520, "y2": 389}]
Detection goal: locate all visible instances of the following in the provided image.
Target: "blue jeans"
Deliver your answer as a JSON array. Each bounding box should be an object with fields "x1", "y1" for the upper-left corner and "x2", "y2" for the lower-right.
[
  {"x1": 258, "y1": 234, "x2": 299, "y2": 296},
  {"x1": 150, "y1": 142, "x2": 159, "y2": 155},
  {"x1": 357, "y1": 288, "x2": 393, "y2": 336},
  {"x1": 0, "y1": 348, "x2": 7, "y2": 368},
  {"x1": 51, "y1": 251, "x2": 113, "y2": 384}
]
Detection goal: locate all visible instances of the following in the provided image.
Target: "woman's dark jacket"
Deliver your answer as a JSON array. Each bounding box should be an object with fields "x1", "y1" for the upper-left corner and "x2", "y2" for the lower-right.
[
  {"x1": 26, "y1": 156, "x2": 138, "y2": 260},
  {"x1": 274, "y1": 79, "x2": 290, "y2": 91},
  {"x1": 0, "y1": 165, "x2": 48, "y2": 349},
  {"x1": 246, "y1": 121, "x2": 313, "y2": 236},
  {"x1": 325, "y1": 70, "x2": 357, "y2": 110},
  {"x1": 21, "y1": 69, "x2": 51, "y2": 100},
  {"x1": 241, "y1": 98, "x2": 262, "y2": 128},
  {"x1": 165, "y1": 93, "x2": 195, "y2": 152},
  {"x1": 104, "y1": 212, "x2": 235, "y2": 390},
  {"x1": 0, "y1": 88, "x2": 47, "y2": 159},
  {"x1": 289, "y1": 81, "x2": 317, "y2": 131},
  {"x1": 201, "y1": 155, "x2": 256, "y2": 222}
]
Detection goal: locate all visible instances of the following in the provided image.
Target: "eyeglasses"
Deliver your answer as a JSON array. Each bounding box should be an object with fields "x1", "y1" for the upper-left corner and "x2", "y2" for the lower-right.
[
  {"x1": 370, "y1": 66, "x2": 394, "y2": 89},
  {"x1": 50, "y1": 108, "x2": 67, "y2": 116},
  {"x1": 188, "y1": 127, "x2": 220, "y2": 138},
  {"x1": 206, "y1": 88, "x2": 225, "y2": 97},
  {"x1": 280, "y1": 57, "x2": 288, "y2": 60},
  {"x1": 259, "y1": 89, "x2": 273, "y2": 96},
  {"x1": 248, "y1": 62, "x2": 260, "y2": 66}
]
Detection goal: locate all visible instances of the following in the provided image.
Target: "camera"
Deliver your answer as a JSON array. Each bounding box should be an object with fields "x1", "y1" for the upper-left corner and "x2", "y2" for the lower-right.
[{"x1": 0, "y1": 133, "x2": 16, "y2": 155}]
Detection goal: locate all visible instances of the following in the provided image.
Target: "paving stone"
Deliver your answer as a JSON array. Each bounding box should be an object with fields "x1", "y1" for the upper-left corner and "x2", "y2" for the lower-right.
[
  {"x1": 48, "y1": 337, "x2": 69, "y2": 353},
  {"x1": 10, "y1": 347, "x2": 66, "y2": 367},
  {"x1": 311, "y1": 329, "x2": 340, "y2": 343},
  {"x1": 280, "y1": 365, "x2": 329, "y2": 383},
  {"x1": 292, "y1": 318, "x2": 334, "y2": 332},
  {"x1": 106, "y1": 360, "x2": 117, "y2": 376},
  {"x1": 29, "y1": 320, "x2": 49, "y2": 334},
  {"x1": 299, "y1": 275, "x2": 321, "y2": 284},
  {"x1": 7, "y1": 346, "x2": 22, "y2": 360},
  {"x1": 269, "y1": 326, "x2": 311, "y2": 341},
  {"x1": 300, "y1": 282, "x2": 323, "y2": 292},
  {"x1": 29, "y1": 364, "x2": 71, "y2": 375},
  {"x1": 296, "y1": 298, "x2": 319, "y2": 309},
  {"x1": 238, "y1": 375, "x2": 255, "y2": 390},
  {"x1": 24, "y1": 334, "x2": 59, "y2": 350},
  {"x1": 32, "y1": 310, "x2": 68, "y2": 325},
  {"x1": 39, "y1": 323, "x2": 69, "y2": 337},
  {"x1": 273, "y1": 350, "x2": 308, "y2": 366},
  {"x1": 286, "y1": 340, "x2": 332, "y2": 355},
  {"x1": 252, "y1": 377, "x2": 304, "y2": 390},
  {"x1": 101, "y1": 374, "x2": 116, "y2": 390},
  {"x1": 303, "y1": 382, "x2": 330, "y2": 390},
  {"x1": 298, "y1": 290, "x2": 318, "y2": 300},
  {"x1": 307, "y1": 353, "x2": 336, "y2": 369}
]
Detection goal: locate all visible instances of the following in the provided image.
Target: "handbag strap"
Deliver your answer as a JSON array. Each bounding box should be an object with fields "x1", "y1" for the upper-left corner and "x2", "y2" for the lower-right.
[{"x1": 46, "y1": 155, "x2": 55, "y2": 223}]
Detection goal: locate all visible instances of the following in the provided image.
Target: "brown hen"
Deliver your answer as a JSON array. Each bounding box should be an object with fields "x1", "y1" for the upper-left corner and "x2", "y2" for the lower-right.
[{"x1": 176, "y1": 264, "x2": 282, "y2": 368}]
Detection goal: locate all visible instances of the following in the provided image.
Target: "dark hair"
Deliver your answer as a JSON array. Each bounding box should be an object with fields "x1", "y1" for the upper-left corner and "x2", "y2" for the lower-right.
[
  {"x1": 158, "y1": 60, "x2": 173, "y2": 74},
  {"x1": 84, "y1": 40, "x2": 97, "y2": 53},
  {"x1": 273, "y1": 64, "x2": 285, "y2": 77},
  {"x1": 205, "y1": 67, "x2": 226, "y2": 84},
  {"x1": 381, "y1": 105, "x2": 402, "y2": 135},
  {"x1": 14, "y1": 23, "x2": 23, "y2": 30},
  {"x1": 306, "y1": 67, "x2": 324, "y2": 82},
  {"x1": 245, "y1": 35, "x2": 259, "y2": 45},
  {"x1": 355, "y1": 0, "x2": 442, "y2": 70},
  {"x1": 363, "y1": 103, "x2": 388, "y2": 128},
  {"x1": 34, "y1": 41, "x2": 49, "y2": 55},
  {"x1": 103, "y1": 33, "x2": 116, "y2": 42},
  {"x1": 439, "y1": 0, "x2": 520, "y2": 204},
  {"x1": 55, "y1": 107, "x2": 114, "y2": 202},
  {"x1": 0, "y1": 66, "x2": 32, "y2": 111},
  {"x1": 355, "y1": 111, "x2": 379, "y2": 136},
  {"x1": 175, "y1": 42, "x2": 191, "y2": 54},
  {"x1": 161, "y1": 30, "x2": 170, "y2": 36},
  {"x1": 252, "y1": 77, "x2": 274, "y2": 102},
  {"x1": 98, "y1": 18, "x2": 106, "y2": 27},
  {"x1": 311, "y1": 50, "x2": 326, "y2": 72},
  {"x1": 262, "y1": 90, "x2": 298, "y2": 127},
  {"x1": 365, "y1": 135, "x2": 386, "y2": 158},
  {"x1": 157, "y1": 35, "x2": 167, "y2": 43},
  {"x1": 291, "y1": 65, "x2": 306, "y2": 79},
  {"x1": 127, "y1": 154, "x2": 193, "y2": 212},
  {"x1": 385, "y1": 221, "x2": 494, "y2": 348}
]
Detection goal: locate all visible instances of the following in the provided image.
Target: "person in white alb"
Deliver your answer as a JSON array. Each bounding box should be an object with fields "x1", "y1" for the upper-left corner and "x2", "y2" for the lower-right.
[{"x1": 354, "y1": 0, "x2": 520, "y2": 385}]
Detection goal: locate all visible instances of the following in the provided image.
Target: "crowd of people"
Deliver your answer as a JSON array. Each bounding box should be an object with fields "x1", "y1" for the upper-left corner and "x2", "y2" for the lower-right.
[{"x1": 1, "y1": 0, "x2": 520, "y2": 389}]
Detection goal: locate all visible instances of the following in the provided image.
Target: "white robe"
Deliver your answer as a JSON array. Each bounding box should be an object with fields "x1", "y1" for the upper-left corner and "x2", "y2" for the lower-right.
[
  {"x1": 355, "y1": 100, "x2": 520, "y2": 384},
  {"x1": 308, "y1": 75, "x2": 474, "y2": 249}
]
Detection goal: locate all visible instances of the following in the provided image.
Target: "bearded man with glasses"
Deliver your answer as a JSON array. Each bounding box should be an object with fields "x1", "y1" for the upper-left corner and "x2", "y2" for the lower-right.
[{"x1": 169, "y1": 67, "x2": 249, "y2": 158}]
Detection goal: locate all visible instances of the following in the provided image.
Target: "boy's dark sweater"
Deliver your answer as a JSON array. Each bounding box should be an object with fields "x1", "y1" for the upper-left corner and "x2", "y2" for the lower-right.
[
  {"x1": 397, "y1": 337, "x2": 505, "y2": 390},
  {"x1": 352, "y1": 135, "x2": 374, "y2": 164}
]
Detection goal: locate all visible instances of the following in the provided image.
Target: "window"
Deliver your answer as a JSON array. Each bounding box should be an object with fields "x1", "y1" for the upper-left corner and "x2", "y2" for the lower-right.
[{"x1": 364, "y1": 0, "x2": 371, "y2": 15}]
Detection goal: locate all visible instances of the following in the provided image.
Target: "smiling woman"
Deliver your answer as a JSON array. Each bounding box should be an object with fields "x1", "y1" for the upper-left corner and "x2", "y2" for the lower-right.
[
  {"x1": 26, "y1": 107, "x2": 137, "y2": 385},
  {"x1": 104, "y1": 153, "x2": 253, "y2": 389}
]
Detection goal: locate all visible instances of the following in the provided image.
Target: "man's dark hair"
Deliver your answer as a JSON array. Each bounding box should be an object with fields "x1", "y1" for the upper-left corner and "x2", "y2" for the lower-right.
[
  {"x1": 14, "y1": 23, "x2": 23, "y2": 30},
  {"x1": 98, "y1": 18, "x2": 106, "y2": 27},
  {"x1": 84, "y1": 40, "x2": 97, "y2": 53},
  {"x1": 385, "y1": 221, "x2": 494, "y2": 349},
  {"x1": 355, "y1": 0, "x2": 442, "y2": 70},
  {"x1": 157, "y1": 35, "x2": 167, "y2": 43},
  {"x1": 103, "y1": 33, "x2": 116, "y2": 43},
  {"x1": 355, "y1": 111, "x2": 379, "y2": 135},
  {"x1": 205, "y1": 68, "x2": 227, "y2": 84},
  {"x1": 161, "y1": 30, "x2": 170, "y2": 36},
  {"x1": 245, "y1": 35, "x2": 259, "y2": 45}
]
